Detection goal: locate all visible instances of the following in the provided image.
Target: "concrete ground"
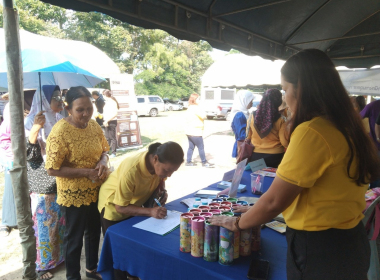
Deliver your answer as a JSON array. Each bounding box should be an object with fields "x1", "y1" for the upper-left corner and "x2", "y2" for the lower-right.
[{"x1": 0, "y1": 110, "x2": 236, "y2": 280}]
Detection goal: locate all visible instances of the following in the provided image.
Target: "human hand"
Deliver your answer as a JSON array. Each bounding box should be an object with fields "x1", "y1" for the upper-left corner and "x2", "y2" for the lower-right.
[
  {"x1": 33, "y1": 111, "x2": 46, "y2": 128},
  {"x1": 232, "y1": 205, "x2": 251, "y2": 213},
  {"x1": 87, "y1": 169, "x2": 100, "y2": 182},
  {"x1": 95, "y1": 158, "x2": 109, "y2": 180},
  {"x1": 150, "y1": 206, "x2": 167, "y2": 219},
  {"x1": 208, "y1": 215, "x2": 238, "y2": 232}
]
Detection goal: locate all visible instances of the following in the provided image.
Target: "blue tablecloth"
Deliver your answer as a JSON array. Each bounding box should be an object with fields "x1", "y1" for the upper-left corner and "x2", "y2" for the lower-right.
[{"x1": 98, "y1": 170, "x2": 287, "y2": 280}]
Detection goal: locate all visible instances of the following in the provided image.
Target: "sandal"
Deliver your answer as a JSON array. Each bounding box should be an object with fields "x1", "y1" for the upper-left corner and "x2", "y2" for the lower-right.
[
  {"x1": 86, "y1": 269, "x2": 102, "y2": 280},
  {"x1": 0, "y1": 226, "x2": 11, "y2": 237},
  {"x1": 37, "y1": 271, "x2": 54, "y2": 280}
]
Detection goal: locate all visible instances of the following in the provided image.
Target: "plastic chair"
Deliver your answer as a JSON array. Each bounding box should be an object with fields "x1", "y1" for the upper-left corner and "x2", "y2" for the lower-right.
[{"x1": 363, "y1": 196, "x2": 380, "y2": 280}]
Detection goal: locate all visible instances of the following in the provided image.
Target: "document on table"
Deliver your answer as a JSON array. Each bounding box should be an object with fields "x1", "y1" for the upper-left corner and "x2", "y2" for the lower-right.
[{"x1": 132, "y1": 210, "x2": 182, "y2": 236}]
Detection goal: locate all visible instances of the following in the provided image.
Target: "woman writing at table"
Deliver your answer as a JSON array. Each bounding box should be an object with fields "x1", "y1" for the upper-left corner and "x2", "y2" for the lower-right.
[
  {"x1": 46, "y1": 86, "x2": 110, "y2": 280},
  {"x1": 210, "y1": 49, "x2": 380, "y2": 280},
  {"x1": 98, "y1": 141, "x2": 184, "y2": 280}
]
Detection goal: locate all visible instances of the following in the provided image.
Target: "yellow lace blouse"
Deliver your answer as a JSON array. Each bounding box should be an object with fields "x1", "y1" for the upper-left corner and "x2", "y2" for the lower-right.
[{"x1": 45, "y1": 119, "x2": 109, "y2": 207}]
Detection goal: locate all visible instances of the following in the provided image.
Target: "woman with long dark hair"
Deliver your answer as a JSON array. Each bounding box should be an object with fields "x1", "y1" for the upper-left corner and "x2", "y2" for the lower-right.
[
  {"x1": 247, "y1": 88, "x2": 288, "y2": 167},
  {"x1": 210, "y1": 49, "x2": 380, "y2": 280}
]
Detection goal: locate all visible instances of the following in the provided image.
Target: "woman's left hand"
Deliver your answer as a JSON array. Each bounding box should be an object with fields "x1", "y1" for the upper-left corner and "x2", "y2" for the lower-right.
[
  {"x1": 208, "y1": 215, "x2": 237, "y2": 232},
  {"x1": 95, "y1": 158, "x2": 109, "y2": 180}
]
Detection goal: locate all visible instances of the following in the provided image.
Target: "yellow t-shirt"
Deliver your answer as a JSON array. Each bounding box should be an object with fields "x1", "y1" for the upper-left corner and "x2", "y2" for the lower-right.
[
  {"x1": 277, "y1": 117, "x2": 368, "y2": 231},
  {"x1": 45, "y1": 119, "x2": 109, "y2": 207},
  {"x1": 98, "y1": 151, "x2": 162, "y2": 221},
  {"x1": 248, "y1": 114, "x2": 288, "y2": 154},
  {"x1": 185, "y1": 105, "x2": 206, "y2": 136}
]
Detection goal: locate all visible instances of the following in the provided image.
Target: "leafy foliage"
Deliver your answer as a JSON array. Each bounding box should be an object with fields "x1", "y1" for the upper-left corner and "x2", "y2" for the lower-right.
[{"x1": 0, "y1": 0, "x2": 214, "y2": 100}]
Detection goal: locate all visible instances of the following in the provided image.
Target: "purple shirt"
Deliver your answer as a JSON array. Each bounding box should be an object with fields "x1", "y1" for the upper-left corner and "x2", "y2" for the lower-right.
[{"x1": 360, "y1": 99, "x2": 380, "y2": 150}]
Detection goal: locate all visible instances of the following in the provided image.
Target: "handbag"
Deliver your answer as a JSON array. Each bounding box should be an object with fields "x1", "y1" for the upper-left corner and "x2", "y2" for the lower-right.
[{"x1": 236, "y1": 113, "x2": 254, "y2": 163}]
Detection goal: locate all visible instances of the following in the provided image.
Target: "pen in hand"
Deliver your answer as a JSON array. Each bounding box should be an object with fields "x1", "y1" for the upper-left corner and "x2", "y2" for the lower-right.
[{"x1": 154, "y1": 198, "x2": 167, "y2": 219}]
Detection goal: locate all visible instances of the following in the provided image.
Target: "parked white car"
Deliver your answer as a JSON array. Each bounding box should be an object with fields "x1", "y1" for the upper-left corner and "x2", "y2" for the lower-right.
[
  {"x1": 135, "y1": 95, "x2": 165, "y2": 117},
  {"x1": 164, "y1": 101, "x2": 182, "y2": 111}
]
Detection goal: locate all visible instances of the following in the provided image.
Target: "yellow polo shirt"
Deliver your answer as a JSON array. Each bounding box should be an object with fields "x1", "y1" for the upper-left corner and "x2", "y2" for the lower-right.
[
  {"x1": 98, "y1": 151, "x2": 162, "y2": 221},
  {"x1": 277, "y1": 117, "x2": 368, "y2": 231}
]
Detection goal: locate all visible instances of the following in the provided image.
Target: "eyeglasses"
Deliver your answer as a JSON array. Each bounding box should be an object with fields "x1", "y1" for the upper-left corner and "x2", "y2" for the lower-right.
[{"x1": 51, "y1": 96, "x2": 65, "y2": 102}]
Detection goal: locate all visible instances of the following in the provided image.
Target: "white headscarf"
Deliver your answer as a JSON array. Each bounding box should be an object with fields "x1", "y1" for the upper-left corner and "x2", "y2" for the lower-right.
[
  {"x1": 230, "y1": 90, "x2": 254, "y2": 122},
  {"x1": 25, "y1": 85, "x2": 63, "y2": 143}
]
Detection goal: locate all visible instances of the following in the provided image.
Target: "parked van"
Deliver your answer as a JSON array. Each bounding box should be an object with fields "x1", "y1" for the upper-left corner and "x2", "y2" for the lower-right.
[
  {"x1": 135, "y1": 95, "x2": 165, "y2": 117},
  {"x1": 200, "y1": 87, "x2": 236, "y2": 120}
]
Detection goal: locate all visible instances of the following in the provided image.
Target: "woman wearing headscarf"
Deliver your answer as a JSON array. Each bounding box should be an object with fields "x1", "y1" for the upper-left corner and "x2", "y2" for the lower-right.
[
  {"x1": 247, "y1": 89, "x2": 288, "y2": 168},
  {"x1": 0, "y1": 101, "x2": 18, "y2": 237},
  {"x1": 230, "y1": 90, "x2": 254, "y2": 158},
  {"x1": 24, "y1": 85, "x2": 66, "y2": 280}
]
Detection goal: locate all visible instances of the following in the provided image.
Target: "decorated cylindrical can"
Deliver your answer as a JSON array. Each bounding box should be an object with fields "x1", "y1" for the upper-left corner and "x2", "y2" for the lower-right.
[
  {"x1": 219, "y1": 227, "x2": 234, "y2": 266},
  {"x1": 209, "y1": 202, "x2": 220, "y2": 207},
  {"x1": 200, "y1": 212, "x2": 213, "y2": 219},
  {"x1": 209, "y1": 209, "x2": 221, "y2": 216},
  {"x1": 220, "y1": 201, "x2": 232, "y2": 207},
  {"x1": 203, "y1": 221, "x2": 219, "y2": 262},
  {"x1": 180, "y1": 213, "x2": 194, "y2": 252},
  {"x1": 212, "y1": 198, "x2": 223, "y2": 203},
  {"x1": 227, "y1": 197, "x2": 238, "y2": 203},
  {"x1": 219, "y1": 206, "x2": 232, "y2": 212},
  {"x1": 199, "y1": 205, "x2": 210, "y2": 212},
  {"x1": 251, "y1": 225, "x2": 261, "y2": 251},
  {"x1": 233, "y1": 230, "x2": 240, "y2": 259},
  {"x1": 221, "y1": 211, "x2": 234, "y2": 217},
  {"x1": 236, "y1": 200, "x2": 248, "y2": 206},
  {"x1": 191, "y1": 216, "x2": 205, "y2": 257},
  {"x1": 239, "y1": 228, "x2": 252, "y2": 256},
  {"x1": 209, "y1": 206, "x2": 219, "y2": 210},
  {"x1": 218, "y1": 194, "x2": 229, "y2": 201},
  {"x1": 189, "y1": 209, "x2": 202, "y2": 216}
]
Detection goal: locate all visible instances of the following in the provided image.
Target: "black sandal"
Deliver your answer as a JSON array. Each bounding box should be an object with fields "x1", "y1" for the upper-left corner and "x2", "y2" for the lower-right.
[
  {"x1": 86, "y1": 269, "x2": 102, "y2": 280},
  {"x1": 0, "y1": 226, "x2": 11, "y2": 237}
]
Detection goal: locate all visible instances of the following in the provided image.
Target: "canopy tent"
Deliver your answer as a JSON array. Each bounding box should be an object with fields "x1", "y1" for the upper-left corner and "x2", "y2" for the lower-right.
[
  {"x1": 201, "y1": 53, "x2": 284, "y2": 88},
  {"x1": 40, "y1": 0, "x2": 380, "y2": 69},
  {"x1": 0, "y1": 28, "x2": 120, "y2": 89},
  {"x1": 337, "y1": 67, "x2": 380, "y2": 96}
]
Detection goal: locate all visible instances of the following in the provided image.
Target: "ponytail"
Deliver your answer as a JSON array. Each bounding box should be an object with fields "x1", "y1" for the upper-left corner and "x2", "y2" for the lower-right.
[{"x1": 148, "y1": 142, "x2": 184, "y2": 165}]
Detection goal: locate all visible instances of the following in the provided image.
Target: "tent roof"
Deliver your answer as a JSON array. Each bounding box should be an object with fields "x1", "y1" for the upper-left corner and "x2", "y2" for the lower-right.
[{"x1": 40, "y1": 0, "x2": 380, "y2": 68}]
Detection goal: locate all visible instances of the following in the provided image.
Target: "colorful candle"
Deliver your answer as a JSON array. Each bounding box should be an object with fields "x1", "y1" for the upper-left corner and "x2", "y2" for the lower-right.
[
  {"x1": 180, "y1": 213, "x2": 194, "y2": 253},
  {"x1": 251, "y1": 226, "x2": 261, "y2": 251},
  {"x1": 233, "y1": 230, "x2": 240, "y2": 259},
  {"x1": 212, "y1": 198, "x2": 223, "y2": 203},
  {"x1": 218, "y1": 194, "x2": 229, "y2": 201},
  {"x1": 191, "y1": 216, "x2": 205, "y2": 257},
  {"x1": 203, "y1": 221, "x2": 219, "y2": 262},
  {"x1": 189, "y1": 209, "x2": 202, "y2": 216},
  {"x1": 227, "y1": 197, "x2": 238, "y2": 203},
  {"x1": 198, "y1": 205, "x2": 210, "y2": 212},
  {"x1": 219, "y1": 227, "x2": 234, "y2": 266},
  {"x1": 200, "y1": 212, "x2": 213, "y2": 219}
]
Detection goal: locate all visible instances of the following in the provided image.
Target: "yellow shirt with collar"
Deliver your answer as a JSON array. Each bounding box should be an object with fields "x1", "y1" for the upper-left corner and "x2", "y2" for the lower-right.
[
  {"x1": 98, "y1": 151, "x2": 162, "y2": 221},
  {"x1": 277, "y1": 117, "x2": 368, "y2": 231}
]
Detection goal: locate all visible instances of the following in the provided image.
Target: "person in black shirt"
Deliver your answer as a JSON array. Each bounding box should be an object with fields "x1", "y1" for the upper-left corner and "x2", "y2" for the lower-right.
[{"x1": 92, "y1": 90, "x2": 105, "y2": 126}]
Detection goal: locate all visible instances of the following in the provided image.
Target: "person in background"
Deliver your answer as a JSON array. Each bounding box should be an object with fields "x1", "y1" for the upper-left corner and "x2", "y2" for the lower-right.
[
  {"x1": 46, "y1": 86, "x2": 110, "y2": 280},
  {"x1": 92, "y1": 91, "x2": 105, "y2": 127},
  {"x1": 103, "y1": 90, "x2": 119, "y2": 158},
  {"x1": 360, "y1": 98, "x2": 380, "y2": 150},
  {"x1": 60, "y1": 89, "x2": 69, "y2": 117},
  {"x1": 184, "y1": 93, "x2": 214, "y2": 168},
  {"x1": 230, "y1": 90, "x2": 254, "y2": 159},
  {"x1": 0, "y1": 101, "x2": 18, "y2": 237},
  {"x1": 98, "y1": 141, "x2": 183, "y2": 280},
  {"x1": 247, "y1": 89, "x2": 288, "y2": 168},
  {"x1": 350, "y1": 96, "x2": 370, "y2": 133},
  {"x1": 210, "y1": 49, "x2": 379, "y2": 280},
  {"x1": 24, "y1": 85, "x2": 66, "y2": 280}
]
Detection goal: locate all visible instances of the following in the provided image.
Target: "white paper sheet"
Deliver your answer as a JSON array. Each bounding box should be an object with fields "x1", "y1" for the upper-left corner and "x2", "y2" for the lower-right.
[{"x1": 132, "y1": 210, "x2": 182, "y2": 236}]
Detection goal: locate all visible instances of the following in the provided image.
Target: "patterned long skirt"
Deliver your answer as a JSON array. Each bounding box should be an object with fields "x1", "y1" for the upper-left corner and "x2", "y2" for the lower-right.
[{"x1": 30, "y1": 193, "x2": 65, "y2": 271}]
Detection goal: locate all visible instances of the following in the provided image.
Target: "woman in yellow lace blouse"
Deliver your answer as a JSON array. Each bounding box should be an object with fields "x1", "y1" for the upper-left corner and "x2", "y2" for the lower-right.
[{"x1": 46, "y1": 86, "x2": 109, "y2": 280}]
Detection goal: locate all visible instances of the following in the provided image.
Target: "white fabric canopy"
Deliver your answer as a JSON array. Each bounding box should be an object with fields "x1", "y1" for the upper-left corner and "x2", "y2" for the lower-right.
[{"x1": 201, "y1": 53, "x2": 285, "y2": 88}]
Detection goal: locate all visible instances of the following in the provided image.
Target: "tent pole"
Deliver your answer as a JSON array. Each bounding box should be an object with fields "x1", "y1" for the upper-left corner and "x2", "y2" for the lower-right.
[{"x1": 3, "y1": 2, "x2": 37, "y2": 280}]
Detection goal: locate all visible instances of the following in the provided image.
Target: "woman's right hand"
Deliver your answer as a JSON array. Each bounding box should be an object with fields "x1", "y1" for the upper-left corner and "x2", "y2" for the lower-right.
[
  {"x1": 150, "y1": 206, "x2": 167, "y2": 219},
  {"x1": 33, "y1": 111, "x2": 46, "y2": 128}
]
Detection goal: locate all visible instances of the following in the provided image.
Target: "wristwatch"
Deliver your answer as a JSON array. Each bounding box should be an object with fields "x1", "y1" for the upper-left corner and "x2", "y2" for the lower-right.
[{"x1": 234, "y1": 216, "x2": 242, "y2": 231}]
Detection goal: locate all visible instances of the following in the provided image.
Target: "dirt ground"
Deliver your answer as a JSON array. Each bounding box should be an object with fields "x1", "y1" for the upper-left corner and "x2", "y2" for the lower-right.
[{"x1": 0, "y1": 110, "x2": 236, "y2": 280}]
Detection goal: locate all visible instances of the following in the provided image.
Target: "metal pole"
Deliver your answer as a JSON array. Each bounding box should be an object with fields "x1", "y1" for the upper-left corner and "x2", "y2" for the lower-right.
[{"x1": 3, "y1": 1, "x2": 37, "y2": 279}]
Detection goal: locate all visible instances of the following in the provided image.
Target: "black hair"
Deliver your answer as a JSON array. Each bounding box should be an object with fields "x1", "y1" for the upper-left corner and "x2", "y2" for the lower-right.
[
  {"x1": 66, "y1": 86, "x2": 92, "y2": 109},
  {"x1": 281, "y1": 49, "x2": 380, "y2": 185},
  {"x1": 92, "y1": 91, "x2": 100, "y2": 97},
  {"x1": 355, "y1": 96, "x2": 366, "y2": 112},
  {"x1": 148, "y1": 142, "x2": 184, "y2": 165}
]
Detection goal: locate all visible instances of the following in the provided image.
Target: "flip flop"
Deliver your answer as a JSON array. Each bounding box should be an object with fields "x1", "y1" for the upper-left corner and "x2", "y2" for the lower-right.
[
  {"x1": 37, "y1": 271, "x2": 54, "y2": 280},
  {"x1": 0, "y1": 226, "x2": 11, "y2": 237}
]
